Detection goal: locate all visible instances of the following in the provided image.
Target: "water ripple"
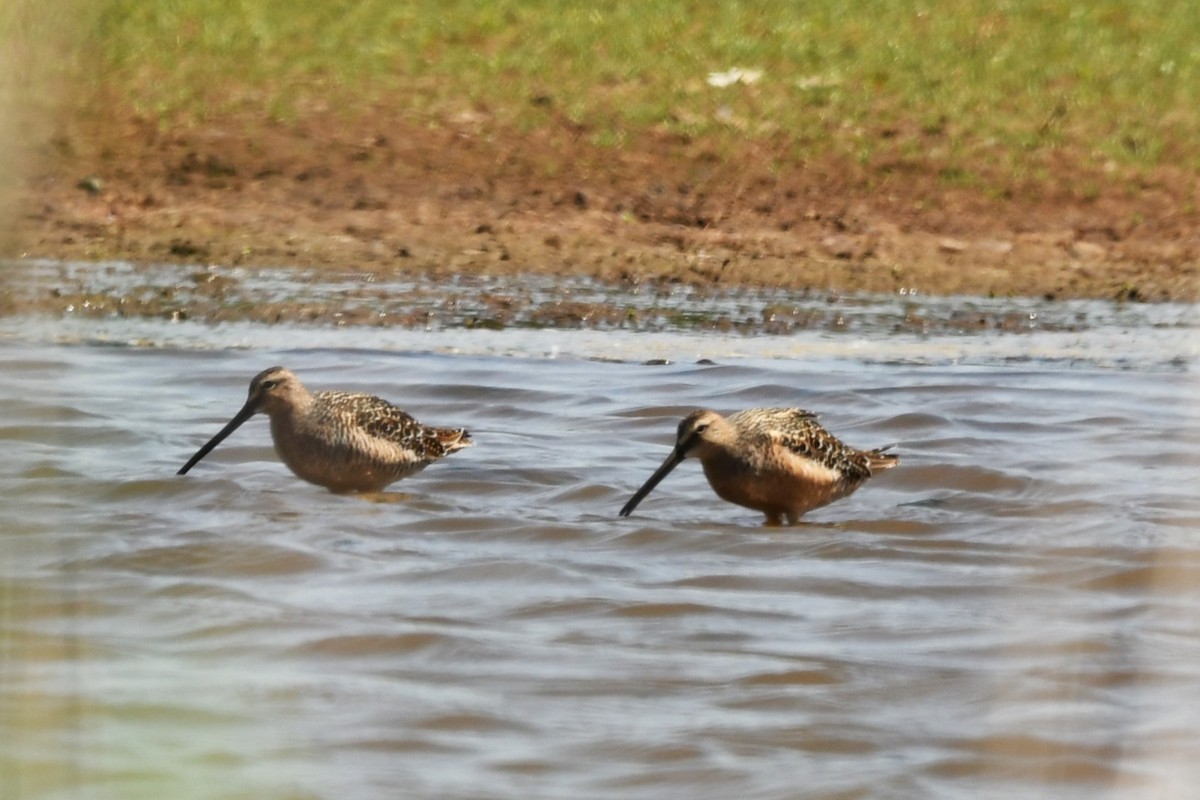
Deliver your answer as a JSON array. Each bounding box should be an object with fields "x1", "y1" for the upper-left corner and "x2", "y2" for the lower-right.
[{"x1": 1, "y1": 330, "x2": 1198, "y2": 799}]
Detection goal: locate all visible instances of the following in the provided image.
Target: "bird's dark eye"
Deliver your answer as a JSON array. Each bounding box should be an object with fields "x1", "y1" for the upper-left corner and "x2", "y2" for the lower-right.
[
  {"x1": 694, "y1": 423, "x2": 709, "y2": 435},
  {"x1": 261, "y1": 380, "x2": 278, "y2": 390}
]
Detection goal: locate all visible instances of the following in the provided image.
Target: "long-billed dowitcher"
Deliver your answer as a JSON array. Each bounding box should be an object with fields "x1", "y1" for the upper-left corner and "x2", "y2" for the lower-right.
[
  {"x1": 619, "y1": 407, "x2": 898, "y2": 524},
  {"x1": 177, "y1": 366, "x2": 472, "y2": 493}
]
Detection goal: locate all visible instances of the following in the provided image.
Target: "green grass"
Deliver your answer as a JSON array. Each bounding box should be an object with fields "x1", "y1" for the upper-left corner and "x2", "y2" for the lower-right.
[{"x1": 20, "y1": 0, "x2": 1200, "y2": 173}]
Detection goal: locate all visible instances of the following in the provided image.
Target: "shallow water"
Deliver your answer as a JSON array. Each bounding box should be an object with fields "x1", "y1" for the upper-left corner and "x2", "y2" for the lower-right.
[{"x1": 2, "y1": 274, "x2": 1199, "y2": 799}]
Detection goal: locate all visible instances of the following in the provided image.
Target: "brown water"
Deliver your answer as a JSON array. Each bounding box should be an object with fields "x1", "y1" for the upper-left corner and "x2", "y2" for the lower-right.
[{"x1": 1, "y1": 276, "x2": 1199, "y2": 799}]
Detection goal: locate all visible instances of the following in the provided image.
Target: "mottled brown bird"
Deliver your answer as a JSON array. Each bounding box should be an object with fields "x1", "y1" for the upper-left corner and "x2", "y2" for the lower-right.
[
  {"x1": 619, "y1": 408, "x2": 897, "y2": 525},
  {"x1": 178, "y1": 367, "x2": 472, "y2": 493}
]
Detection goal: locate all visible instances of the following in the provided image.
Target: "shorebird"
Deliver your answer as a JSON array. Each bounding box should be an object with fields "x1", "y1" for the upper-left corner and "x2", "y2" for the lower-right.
[
  {"x1": 619, "y1": 408, "x2": 898, "y2": 525},
  {"x1": 177, "y1": 366, "x2": 473, "y2": 493}
]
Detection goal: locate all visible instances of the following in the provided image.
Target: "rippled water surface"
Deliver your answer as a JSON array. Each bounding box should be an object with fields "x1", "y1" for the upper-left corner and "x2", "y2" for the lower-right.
[{"x1": 2, "y1": 277, "x2": 1199, "y2": 799}]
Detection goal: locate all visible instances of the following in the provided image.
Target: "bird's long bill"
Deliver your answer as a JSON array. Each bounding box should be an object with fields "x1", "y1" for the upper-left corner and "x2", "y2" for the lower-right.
[
  {"x1": 177, "y1": 401, "x2": 257, "y2": 475},
  {"x1": 619, "y1": 448, "x2": 685, "y2": 517}
]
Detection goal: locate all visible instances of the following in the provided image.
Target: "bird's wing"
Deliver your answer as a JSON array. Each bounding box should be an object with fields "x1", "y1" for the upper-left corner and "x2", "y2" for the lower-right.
[
  {"x1": 765, "y1": 410, "x2": 875, "y2": 482},
  {"x1": 316, "y1": 392, "x2": 423, "y2": 445}
]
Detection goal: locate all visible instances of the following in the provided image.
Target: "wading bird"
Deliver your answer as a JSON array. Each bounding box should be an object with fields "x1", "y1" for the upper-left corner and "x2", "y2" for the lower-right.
[
  {"x1": 178, "y1": 367, "x2": 472, "y2": 493},
  {"x1": 619, "y1": 408, "x2": 897, "y2": 525}
]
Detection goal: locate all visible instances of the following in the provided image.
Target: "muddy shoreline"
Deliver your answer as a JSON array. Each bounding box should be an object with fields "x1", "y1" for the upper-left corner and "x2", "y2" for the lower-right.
[
  {"x1": 5, "y1": 114, "x2": 1198, "y2": 319},
  {"x1": 4, "y1": 259, "x2": 1193, "y2": 344}
]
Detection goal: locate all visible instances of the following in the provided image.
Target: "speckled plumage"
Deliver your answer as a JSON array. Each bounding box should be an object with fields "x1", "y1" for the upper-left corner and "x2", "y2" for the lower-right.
[
  {"x1": 178, "y1": 366, "x2": 472, "y2": 493},
  {"x1": 619, "y1": 407, "x2": 898, "y2": 525}
]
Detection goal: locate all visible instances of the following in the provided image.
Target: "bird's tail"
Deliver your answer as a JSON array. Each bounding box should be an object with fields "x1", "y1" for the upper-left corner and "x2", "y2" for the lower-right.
[
  {"x1": 435, "y1": 427, "x2": 474, "y2": 452},
  {"x1": 867, "y1": 444, "x2": 899, "y2": 471}
]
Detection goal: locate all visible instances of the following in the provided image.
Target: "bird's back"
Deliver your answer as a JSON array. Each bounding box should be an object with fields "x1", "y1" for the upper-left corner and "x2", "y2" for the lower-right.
[
  {"x1": 729, "y1": 407, "x2": 897, "y2": 479},
  {"x1": 314, "y1": 390, "x2": 473, "y2": 459}
]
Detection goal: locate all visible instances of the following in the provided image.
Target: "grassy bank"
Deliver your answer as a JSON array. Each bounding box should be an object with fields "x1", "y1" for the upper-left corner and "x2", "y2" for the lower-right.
[
  {"x1": 3, "y1": 0, "x2": 1197, "y2": 302},
  {"x1": 74, "y1": 0, "x2": 1200, "y2": 179}
]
